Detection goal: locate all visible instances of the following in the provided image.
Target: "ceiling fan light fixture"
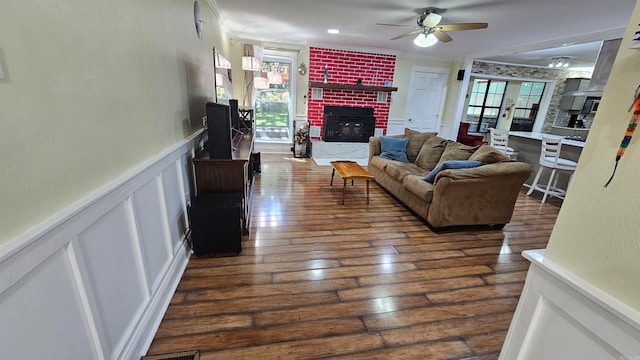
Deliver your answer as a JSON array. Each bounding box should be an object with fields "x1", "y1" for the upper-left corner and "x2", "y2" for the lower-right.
[
  {"x1": 422, "y1": 13, "x2": 442, "y2": 27},
  {"x1": 413, "y1": 33, "x2": 438, "y2": 48}
]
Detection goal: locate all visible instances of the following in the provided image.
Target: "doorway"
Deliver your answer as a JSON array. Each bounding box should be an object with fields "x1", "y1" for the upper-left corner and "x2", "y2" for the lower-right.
[
  {"x1": 404, "y1": 67, "x2": 448, "y2": 132},
  {"x1": 254, "y1": 50, "x2": 297, "y2": 143}
]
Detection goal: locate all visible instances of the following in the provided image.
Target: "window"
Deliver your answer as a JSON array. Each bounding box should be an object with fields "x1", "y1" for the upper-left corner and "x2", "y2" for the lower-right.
[
  {"x1": 466, "y1": 79, "x2": 507, "y2": 133},
  {"x1": 255, "y1": 51, "x2": 296, "y2": 143},
  {"x1": 511, "y1": 82, "x2": 546, "y2": 131},
  {"x1": 255, "y1": 60, "x2": 290, "y2": 141}
]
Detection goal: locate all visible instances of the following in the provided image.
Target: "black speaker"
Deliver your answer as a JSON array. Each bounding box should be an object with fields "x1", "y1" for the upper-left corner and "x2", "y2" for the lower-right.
[
  {"x1": 188, "y1": 193, "x2": 242, "y2": 256},
  {"x1": 251, "y1": 152, "x2": 261, "y2": 174},
  {"x1": 205, "y1": 102, "x2": 232, "y2": 159},
  {"x1": 228, "y1": 99, "x2": 241, "y2": 130},
  {"x1": 457, "y1": 70, "x2": 465, "y2": 81}
]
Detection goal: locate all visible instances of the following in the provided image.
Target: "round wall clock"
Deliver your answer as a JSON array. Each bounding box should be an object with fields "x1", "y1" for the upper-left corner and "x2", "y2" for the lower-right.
[{"x1": 194, "y1": 1, "x2": 203, "y2": 39}]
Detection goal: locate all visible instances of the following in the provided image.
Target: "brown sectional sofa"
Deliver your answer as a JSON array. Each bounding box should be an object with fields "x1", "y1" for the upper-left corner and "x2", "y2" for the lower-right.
[{"x1": 368, "y1": 129, "x2": 532, "y2": 228}]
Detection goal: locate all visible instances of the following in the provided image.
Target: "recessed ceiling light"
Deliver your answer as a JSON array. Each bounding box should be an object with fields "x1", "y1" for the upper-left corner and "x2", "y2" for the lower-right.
[{"x1": 327, "y1": 29, "x2": 340, "y2": 34}]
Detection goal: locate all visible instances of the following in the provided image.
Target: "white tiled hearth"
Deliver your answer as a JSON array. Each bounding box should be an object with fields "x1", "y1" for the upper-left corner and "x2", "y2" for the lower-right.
[{"x1": 311, "y1": 140, "x2": 369, "y2": 166}]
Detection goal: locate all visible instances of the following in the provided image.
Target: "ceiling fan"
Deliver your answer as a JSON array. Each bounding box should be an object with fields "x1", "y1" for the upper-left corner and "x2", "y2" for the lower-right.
[{"x1": 376, "y1": 8, "x2": 488, "y2": 47}]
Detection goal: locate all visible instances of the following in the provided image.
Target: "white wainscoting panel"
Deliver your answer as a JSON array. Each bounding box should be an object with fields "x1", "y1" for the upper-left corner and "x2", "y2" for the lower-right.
[
  {"x1": 132, "y1": 178, "x2": 172, "y2": 293},
  {"x1": 0, "y1": 250, "x2": 99, "y2": 359},
  {"x1": 161, "y1": 163, "x2": 188, "y2": 253},
  {"x1": 500, "y1": 249, "x2": 640, "y2": 360},
  {"x1": 74, "y1": 202, "x2": 148, "y2": 359},
  {"x1": 0, "y1": 131, "x2": 201, "y2": 360},
  {"x1": 386, "y1": 119, "x2": 405, "y2": 136}
]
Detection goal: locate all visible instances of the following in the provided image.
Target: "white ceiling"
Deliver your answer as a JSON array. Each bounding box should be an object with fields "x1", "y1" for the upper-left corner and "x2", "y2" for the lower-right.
[{"x1": 209, "y1": 0, "x2": 636, "y2": 69}]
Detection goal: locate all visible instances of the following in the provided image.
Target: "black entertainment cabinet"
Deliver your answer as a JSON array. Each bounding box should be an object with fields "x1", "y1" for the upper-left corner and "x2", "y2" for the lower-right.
[{"x1": 191, "y1": 103, "x2": 256, "y2": 255}]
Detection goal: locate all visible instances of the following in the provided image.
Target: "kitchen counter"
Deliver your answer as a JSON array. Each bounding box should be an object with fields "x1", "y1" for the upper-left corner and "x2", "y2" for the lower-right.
[
  {"x1": 508, "y1": 131, "x2": 583, "y2": 189},
  {"x1": 509, "y1": 131, "x2": 586, "y2": 148}
]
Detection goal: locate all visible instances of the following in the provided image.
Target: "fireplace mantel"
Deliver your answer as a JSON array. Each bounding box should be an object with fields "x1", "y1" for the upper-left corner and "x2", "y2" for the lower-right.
[{"x1": 309, "y1": 81, "x2": 397, "y2": 92}]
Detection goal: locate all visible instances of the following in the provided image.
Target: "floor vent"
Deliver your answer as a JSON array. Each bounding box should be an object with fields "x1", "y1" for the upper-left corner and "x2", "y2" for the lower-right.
[{"x1": 141, "y1": 350, "x2": 200, "y2": 360}]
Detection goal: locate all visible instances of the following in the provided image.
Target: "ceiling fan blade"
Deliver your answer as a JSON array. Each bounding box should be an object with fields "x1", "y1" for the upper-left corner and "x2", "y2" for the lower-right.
[
  {"x1": 433, "y1": 30, "x2": 453, "y2": 43},
  {"x1": 438, "y1": 23, "x2": 488, "y2": 31},
  {"x1": 391, "y1": 29, "x2": 422, "y2": 40},
  {"x1": 375, "y1": 23, "x2": 418, "y2": 28}
]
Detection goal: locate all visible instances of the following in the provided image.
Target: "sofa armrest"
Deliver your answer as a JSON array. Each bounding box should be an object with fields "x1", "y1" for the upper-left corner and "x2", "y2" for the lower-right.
[
  {"x1": 369, "y1": 136, "x2": 382, "y2": 163},
  {"x1": 427, "y1": 162, "x2": 532, "y2": 227}
]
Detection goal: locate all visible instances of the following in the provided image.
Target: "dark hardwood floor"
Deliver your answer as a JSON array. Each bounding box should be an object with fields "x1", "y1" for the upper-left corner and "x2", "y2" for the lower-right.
[{"x1": 146, "y1": 153, "x2": 561, "y2": 359}]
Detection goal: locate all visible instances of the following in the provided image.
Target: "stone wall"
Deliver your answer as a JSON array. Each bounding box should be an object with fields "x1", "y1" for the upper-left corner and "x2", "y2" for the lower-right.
[{"x1": 472, "y1": 61, "x2": 591, "y2": 133}]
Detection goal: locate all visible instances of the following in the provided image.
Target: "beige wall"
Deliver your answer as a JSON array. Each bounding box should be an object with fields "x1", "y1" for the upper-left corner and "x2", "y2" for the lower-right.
[
  {"x1": 0, "y1": 0, "x2": 229, "y2": 245},
  {"x1": 545, "y1": 1, "x2": 640, "y2": 311},
  {"x1": 389, "y1": 57, "x2": 458, "y2": 121}
]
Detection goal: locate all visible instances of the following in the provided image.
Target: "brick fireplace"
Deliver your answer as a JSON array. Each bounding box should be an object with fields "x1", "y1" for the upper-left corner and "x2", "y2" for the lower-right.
[{"x1": 308, "y1": 47, "x2": 396, "y2": 140}]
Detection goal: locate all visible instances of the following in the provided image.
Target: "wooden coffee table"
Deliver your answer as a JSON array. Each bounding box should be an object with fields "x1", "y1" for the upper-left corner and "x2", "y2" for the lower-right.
[{"x1": 330, "y1": 161, "x2": 375, "y2": 205}]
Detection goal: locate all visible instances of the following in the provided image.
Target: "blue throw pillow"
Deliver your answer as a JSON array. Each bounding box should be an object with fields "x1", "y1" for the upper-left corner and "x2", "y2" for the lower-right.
[
  {"x1": 422, "y1": 160, "x2": 483, "y2": 183},
  {"x1": 379, "y1": 136, "x2": 409, "y2": 162}
]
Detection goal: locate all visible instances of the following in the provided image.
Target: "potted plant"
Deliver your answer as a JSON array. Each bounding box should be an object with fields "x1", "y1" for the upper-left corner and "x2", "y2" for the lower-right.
[{"x1": 294, "y1": 122, "x2": 310, "y2": 157}]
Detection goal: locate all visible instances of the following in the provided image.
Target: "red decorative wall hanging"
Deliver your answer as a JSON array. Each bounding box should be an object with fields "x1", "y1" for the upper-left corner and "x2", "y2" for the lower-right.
[{"x1": 604, "y1": 85, "x2": 640, "y2": 187}]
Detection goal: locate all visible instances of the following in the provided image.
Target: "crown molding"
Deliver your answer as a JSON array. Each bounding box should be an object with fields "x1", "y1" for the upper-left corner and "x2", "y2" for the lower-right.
[{"x1": 204, "y1": 0, "x2": 229, "y2": 29}]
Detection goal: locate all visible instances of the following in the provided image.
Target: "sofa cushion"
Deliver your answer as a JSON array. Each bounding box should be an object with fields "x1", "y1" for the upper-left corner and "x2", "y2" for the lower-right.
[
  {"x1": 402, "y1": 175, "x2": 435, "y2": 203},
  {"x1": 379, "y1": 136, "x2": 409, "y2": 162},
  {"x1": 404, "y1": 128, "x2": 437, "y2": 163},
  {"x1": 437, "y1": 141, "x2": 479, "y2": 166},
  {"x1": 468, "y1": 144, "x2": 512, "y2": 164},
  {"x1": 385, "y1": 162, "x2": 427, "y2": 182},
  {"x1": 422, "y1": 160, "x2": 483, "y2": 183},
  {"x1": 414, "y1": 136, "x2": 448, "y2": 171},
  {"x1": 369, "y1": 134, "x2": 404, "y2": 156},
  {"x1": 369, "y1": 155, "x2": 392, "y2": 171}
]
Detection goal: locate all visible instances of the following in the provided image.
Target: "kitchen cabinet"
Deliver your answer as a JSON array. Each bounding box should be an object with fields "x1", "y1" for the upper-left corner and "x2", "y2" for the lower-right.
[{"x1": 559, "y1": 78, "x2": 589, "y2": 111}]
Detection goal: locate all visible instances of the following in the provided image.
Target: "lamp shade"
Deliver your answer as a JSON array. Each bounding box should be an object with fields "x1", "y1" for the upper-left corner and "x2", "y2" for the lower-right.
[
  {"x1": 253, "y1": 76, "x2": 270, "y2": 89},
  {"x1": 413, "y1": 33, "x2": 438, "y2": 48},
  {"x1": 242, "y1": 56, "x2": 261, "y2": 71},
  {"x1": 267, "y1": 72, "x2": 283, "y2": 84}
]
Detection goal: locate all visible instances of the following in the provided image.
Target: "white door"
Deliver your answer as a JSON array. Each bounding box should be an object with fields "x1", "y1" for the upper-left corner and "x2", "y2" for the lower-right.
[{"x1": 405, "y1": 69, "x2": 447, "y2": 132}]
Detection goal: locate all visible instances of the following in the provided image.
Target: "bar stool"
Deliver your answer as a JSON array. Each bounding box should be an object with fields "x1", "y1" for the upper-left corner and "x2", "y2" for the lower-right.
[
  {"x1": 489, "y1": 128, "x2": 519, "y2": 160},
  {"x1": 526, "y1": 135, "x2": 577, "y2": 203}
]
